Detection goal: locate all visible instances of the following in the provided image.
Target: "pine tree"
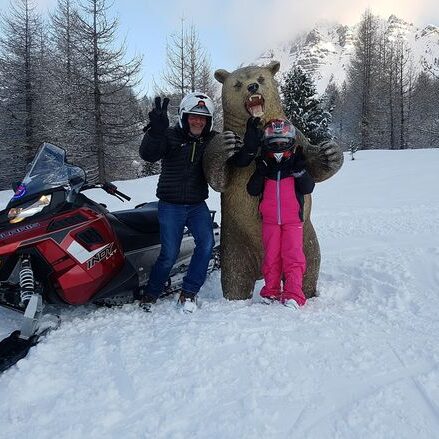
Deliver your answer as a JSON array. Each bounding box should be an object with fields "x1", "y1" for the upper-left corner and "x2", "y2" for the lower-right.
[
  {"x1": 346, "y1": 9, "x2": 381, "y2": 149},
  {"x1": 325, "y1": 81, "x2": 351, "y2": 149},
  {"x1": 411, "y1": 72, "x2": 439, "y2": 148},
  {"x1": 281, "y1": 66, "x2": 332, "y2": 144},
  {"x1": 75, "y1": 0, "x2": 143, "y2": 182},
  {"x1": 0, "y1": 0, "x2": 48, "y2": 188},
  {"x1": 0, "y1": 0, "x2": 145, "y2": 187},
  {"x1": 49, "y1": 0, "x2": 92, "y2": 158}
]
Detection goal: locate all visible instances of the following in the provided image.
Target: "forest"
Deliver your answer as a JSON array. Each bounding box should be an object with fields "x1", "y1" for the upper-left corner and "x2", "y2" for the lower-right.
[{"x1": 0, "y1": 2, "x2": 438, "y2": 189}]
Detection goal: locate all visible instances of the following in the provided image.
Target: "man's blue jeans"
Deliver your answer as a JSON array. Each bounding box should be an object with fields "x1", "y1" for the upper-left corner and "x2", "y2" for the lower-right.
[{"x1": 145, "y1": 201, "x2": 214, "y2": 298}]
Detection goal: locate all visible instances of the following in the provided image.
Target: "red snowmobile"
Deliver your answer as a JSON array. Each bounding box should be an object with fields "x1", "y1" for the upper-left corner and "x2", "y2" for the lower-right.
[{"x1": 0, "y1": 143, "x2": 220, "y2": 372}]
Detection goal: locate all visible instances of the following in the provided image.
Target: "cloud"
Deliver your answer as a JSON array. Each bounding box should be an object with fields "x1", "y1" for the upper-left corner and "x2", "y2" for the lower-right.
[
  {"x1": 228, "y1": 0, "x2": 437, "y2": 43},
  {"x1": 201, "y1": 0, "x2": 439, "y2": 70}
]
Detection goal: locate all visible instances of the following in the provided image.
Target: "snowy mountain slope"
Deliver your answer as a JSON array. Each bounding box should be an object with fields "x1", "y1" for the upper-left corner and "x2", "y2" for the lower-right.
[
  {"x1": 254, "y1": 15, "x2": 439, "y2": 94},
  {"x1": 1, "y1": 149, "x2": 439, "y2": 438}
]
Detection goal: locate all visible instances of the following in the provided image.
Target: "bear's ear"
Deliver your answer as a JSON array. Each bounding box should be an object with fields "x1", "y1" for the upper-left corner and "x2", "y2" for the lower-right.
[
  {"x1": 214, "y1": 69, "x2": 230, "y2": 84},
  {"x1": 267, "y1": 61, "x2": 280, "y2": 76}
]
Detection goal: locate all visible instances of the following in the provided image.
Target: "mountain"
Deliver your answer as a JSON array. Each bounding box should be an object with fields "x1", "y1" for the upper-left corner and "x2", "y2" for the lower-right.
[{"x1": 253, "y1": 15, "x2": 439, "y2": 94}]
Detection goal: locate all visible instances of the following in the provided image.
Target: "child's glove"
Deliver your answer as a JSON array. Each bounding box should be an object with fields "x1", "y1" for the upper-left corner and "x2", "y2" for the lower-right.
[
  {"x1": 255, "y1": 157, "x2": 269, "y2": 176},
  {"x1": 291, "y1": 152, "x2": 307, "y2": 176},
  {"x1": 243, "y1": 117, "x2": 262, "y2": 154}
]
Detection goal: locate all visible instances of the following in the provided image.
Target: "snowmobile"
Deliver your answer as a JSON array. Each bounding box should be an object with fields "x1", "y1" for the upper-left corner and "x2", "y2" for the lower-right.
[{"x1": 0, "y1": 143, "x2": 220, "y2": 373}]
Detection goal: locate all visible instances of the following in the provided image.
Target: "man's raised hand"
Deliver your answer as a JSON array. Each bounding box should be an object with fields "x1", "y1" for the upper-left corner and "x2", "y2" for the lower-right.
[{"x1": 148, "y1": 96, "x2": 170, "y2": 136}]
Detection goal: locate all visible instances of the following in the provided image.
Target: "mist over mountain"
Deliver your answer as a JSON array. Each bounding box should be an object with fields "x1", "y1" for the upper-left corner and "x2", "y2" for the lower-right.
[{"x1": 253, "y1": 15, "x2": 439, "y2": 94}]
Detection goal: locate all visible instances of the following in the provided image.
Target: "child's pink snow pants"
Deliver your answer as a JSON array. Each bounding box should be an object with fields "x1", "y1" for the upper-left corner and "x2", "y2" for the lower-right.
[{"x1": 259, "y1": 177, "x2": 307, "y2": 306}]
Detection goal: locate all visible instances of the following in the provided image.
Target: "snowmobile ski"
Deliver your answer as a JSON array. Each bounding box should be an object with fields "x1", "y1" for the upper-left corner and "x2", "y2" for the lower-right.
[
  {"x1": 0, "y1": 330, "x2": 39, "y2": 373},
  {"x1": 0, "y1": 309, "x2": 60, "y2": 374}
]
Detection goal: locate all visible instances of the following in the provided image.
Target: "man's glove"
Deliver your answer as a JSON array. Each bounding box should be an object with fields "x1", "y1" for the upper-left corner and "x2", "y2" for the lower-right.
[
  {"x1": 148, "y1": 96, "x2": 169, "y2": 136},
  {"x1": 243, "y1": 117, "x2": 262, "y2": 154}
]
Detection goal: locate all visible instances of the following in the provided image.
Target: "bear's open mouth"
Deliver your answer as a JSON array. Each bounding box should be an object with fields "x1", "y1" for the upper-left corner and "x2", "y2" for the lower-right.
[{"x1": 245, "y1": 94, "x2": 265, "y2": 117}]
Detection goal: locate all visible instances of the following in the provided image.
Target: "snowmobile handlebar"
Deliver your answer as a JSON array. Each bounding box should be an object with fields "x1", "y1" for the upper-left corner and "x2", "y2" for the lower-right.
[
  {"x1": 101, "y1": 182, "x2": 131, "y2": 201},
  {"x1": 82, "y1": 183, "x2": 131, "y2": 202}
]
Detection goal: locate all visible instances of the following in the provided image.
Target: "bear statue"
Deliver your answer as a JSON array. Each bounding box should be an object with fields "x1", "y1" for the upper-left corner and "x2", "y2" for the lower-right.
[{"x1": 203, "y1": 61, "x2": 344, "y2": 300}]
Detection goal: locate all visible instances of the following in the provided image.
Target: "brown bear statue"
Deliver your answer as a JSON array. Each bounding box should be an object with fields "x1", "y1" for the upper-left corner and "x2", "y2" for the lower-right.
[{"x1": 203, "y1": 61, "x2": 344, "y2": 300}]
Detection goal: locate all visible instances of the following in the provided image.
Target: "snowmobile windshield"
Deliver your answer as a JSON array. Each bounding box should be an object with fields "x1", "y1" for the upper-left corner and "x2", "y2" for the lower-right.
[{"x1": 9, "y1": 143, "x2": 86, "y2": 207}]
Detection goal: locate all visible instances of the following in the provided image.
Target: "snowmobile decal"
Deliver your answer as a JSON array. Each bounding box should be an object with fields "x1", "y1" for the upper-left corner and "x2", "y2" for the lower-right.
[
  {"x1": 66, "y1": 240, "x2": 115, "y2": 266},
  {"x1": 0, "y1": 222, "x2": 41, "y2": 240},
  {"x1": 86, "y1": 243, "x2": 117, "y2": 269},
  {"x1": 12, "y1": 184, "x2": 27, "y2": 199}
]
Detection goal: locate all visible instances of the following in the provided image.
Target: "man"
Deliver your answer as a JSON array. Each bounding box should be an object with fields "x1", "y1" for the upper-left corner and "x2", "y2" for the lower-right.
[{"x1": 139, "y1": 92, "x2": 216, "y2": 313}]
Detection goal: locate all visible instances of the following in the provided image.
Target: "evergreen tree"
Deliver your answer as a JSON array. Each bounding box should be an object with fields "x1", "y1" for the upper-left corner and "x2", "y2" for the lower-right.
[
  {"x1": 325, "y1": 81, "x2": 350, "y2": 149},
  {"x1": 49, "y1": 0, "x2": 92, "y2": 160},
  {"x1": 0, "y1": 0, "x2": 48, "y2": 188},
  {"x1": 346, "y1": 9, "x2": 381, "y2": 149},
  {"x1": 281, "y1": 66, "x2": 332, "y2": 144},
  {"x1": 411, "y1": 72, "x2": 439, "y2": 148},
  {"x1": 75, "y1": 0, "x2": 143, "y2": 182}
]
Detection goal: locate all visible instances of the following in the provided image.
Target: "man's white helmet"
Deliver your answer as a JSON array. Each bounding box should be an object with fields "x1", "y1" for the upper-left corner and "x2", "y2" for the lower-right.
[{"x1": 178, "y1": 92, "x2": 215, "y2": 133}]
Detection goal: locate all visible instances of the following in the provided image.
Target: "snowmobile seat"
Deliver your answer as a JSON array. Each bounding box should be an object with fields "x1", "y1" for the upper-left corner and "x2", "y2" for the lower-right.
[{"x1": 112, "y1": 202, "x2": 160, "y2": 234}]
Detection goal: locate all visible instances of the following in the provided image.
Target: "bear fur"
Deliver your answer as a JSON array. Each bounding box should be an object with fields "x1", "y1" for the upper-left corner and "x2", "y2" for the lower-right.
[{"x1": 203, "y1": 61, "x2": 344, "y2": 300}]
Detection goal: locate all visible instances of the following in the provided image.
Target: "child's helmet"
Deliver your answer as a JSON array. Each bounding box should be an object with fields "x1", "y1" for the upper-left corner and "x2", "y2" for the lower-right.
[{"x1": 262, "y1": 118, "x2": 296, "y2": 152}]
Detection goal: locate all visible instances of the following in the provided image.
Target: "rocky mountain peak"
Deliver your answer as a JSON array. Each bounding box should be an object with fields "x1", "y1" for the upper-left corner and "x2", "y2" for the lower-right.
[
  {"x1": 305, "y1": 29, "x2": 323, "y2": 45},
  {"x1": 252, "y1": 14, "x2": 439, "y2": 94},
  {"x1": 385, "y1": 14, "x2": 414, "y2": 40},
  {"x1": 418, "y1": 24, "x2": 439, "y2": 38}
]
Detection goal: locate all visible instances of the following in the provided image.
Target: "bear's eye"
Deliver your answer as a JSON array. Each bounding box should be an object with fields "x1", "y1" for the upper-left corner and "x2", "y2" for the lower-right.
[
  {"x1": 234, "y1": 80, "x2": 242, "y2": 90},
  {"x1": 257, "y1": 76, "x2": 265, "y2": 84}
]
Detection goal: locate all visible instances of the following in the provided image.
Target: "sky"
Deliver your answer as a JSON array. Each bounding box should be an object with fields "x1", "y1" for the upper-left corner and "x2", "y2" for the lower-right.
[{"x1": 0, "y1": 0, "x2": 438, "y2": 94}]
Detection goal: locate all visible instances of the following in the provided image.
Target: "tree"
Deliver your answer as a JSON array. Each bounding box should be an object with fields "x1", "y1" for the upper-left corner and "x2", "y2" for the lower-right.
[
  {"x1": 0, "y1": 0, "x2": 145, "y2": 188},
  {"x1": 411, "y1": 72, "x2": 439, "y2": 148},
  {"x1": 395, "y1": 41, "x2": 416, "y2": 149},
  {"x1": 161, "y1": 19, "x2": 215, "y2": 101},
  {"x1": 346, "y1": 9, "x2": 381, "y2": 149},
  {"x1": 281, "y1": 66, "x2": 332, "y2": 144},
  {"x1": 0, "y1": 0, "x2": 47, "y2": 188},
  {"x1": 326, "y1": 81, "x2": 350, "y2": 149},
  {"x1": 75, "y1": 0, "x2": 143, "y2": 182},
  {"x1": 49, "y1": 0, "x2": 89, "y2": 153},
  {"x1": 162, "y1": 18, "x2": 187, "y2": 101},
  {"x1": 349, "y1": 141, "x2": 359, "y2": 160}
]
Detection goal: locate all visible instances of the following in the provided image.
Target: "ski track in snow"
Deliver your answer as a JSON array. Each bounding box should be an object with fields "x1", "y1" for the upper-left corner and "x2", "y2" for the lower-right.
[{"x1": 1, "y1": 150, "x2": 439, "y2": 438}]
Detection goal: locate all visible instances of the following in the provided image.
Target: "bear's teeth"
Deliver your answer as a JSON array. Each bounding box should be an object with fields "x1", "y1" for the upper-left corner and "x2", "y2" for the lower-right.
[{"x1": 250, "y1": 105, "x2": 263, "y2": 117}]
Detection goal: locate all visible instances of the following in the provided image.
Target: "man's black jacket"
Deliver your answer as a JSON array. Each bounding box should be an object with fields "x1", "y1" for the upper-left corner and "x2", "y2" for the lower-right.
[{"x1": 140, "y1": 124, "x2": 217, "y2": 204}]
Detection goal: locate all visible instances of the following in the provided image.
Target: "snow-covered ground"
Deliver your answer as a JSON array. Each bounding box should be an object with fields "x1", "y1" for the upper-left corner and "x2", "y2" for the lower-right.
[{"x1": 1, "y1": 149, "x2": 439, "y2": 438}]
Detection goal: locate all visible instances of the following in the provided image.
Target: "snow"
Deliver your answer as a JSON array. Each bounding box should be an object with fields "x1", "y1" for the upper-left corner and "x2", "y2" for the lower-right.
[
  {"x1": 254, "y1": 17, "x2": 439, "y2": 95},
  {"x1": 1, "y1": 149, "x2": 439, "y2": 438}
]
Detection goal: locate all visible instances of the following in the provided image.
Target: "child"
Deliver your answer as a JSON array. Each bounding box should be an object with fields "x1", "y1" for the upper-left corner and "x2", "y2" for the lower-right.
[{"x1": 246, "y1": 118, "x2": 315, "y2": 309}]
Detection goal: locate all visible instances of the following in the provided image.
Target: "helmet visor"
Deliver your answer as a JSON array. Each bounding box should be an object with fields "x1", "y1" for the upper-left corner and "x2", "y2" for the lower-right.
[
  {"x1": 188, "y1": 102, "x2": 211, "y2": 116},
  {"x1": 262, "y1": 118, "x2": 296, "y2": 152},
  {"x1": 265, "y1": 140, "x2": 294, "y2": 153}
]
